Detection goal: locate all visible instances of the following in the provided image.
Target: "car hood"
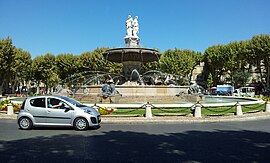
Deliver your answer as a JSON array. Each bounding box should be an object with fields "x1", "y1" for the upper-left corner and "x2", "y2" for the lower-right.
[{"x1": 80, "y1": 106, "x2": 100, "y2": 115}]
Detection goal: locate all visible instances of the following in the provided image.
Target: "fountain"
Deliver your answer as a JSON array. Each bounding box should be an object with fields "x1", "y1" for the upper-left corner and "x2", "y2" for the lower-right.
[
  {"x1": 57, "y1": 15, "x2": 199, "y2": 103},
  {"x1": 100, "y1": 15, "x2": 192, "y2": 103},
  {"x1": 8, "y1": 15, "x2": 264, "y2": 119},
  {"x1": 43, "y1": 15, "x2": 265, "y2": 119}
]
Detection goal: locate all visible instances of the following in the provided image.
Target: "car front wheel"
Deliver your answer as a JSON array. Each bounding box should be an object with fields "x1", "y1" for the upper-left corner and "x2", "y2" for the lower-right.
[
  {"x1": 74, "y1": 118, "x2": 89, "y2": 131},
  {"x1": 18, "y1": 117, "x2": 33, "y2": 130}
]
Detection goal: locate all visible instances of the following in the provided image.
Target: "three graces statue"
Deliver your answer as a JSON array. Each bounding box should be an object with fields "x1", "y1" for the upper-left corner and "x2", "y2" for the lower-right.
[{"x1": 126, "y1": 15, "x2": 139, "y2": 37}]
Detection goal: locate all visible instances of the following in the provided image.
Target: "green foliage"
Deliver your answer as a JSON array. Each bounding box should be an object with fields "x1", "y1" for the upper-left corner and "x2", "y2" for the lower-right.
[
  {"x1": 160, "y1": 48, "x2": 202, "y2": 81},
  {"x1": 262, "y1": 96, "x2": 270, "y2": 102},
  {"x1": 250, "y1": 34, "x2": 270, "y2": 88},
  {"x1": 55, "y1": 53, "x2": 79, "y2": 80},
  {"x1": 0, "y1": 99, "x2": 10, "y2": 111},
  {"x1": 206, "y1": 73, "x2": 213, "y2": 89},
  {"x1": 14, "y1": 48, "x2": 32, "y2": 83},
  {"x1": 31, "y1": 53, "x2": 59, "y2": 91},
  {"x1": 204, "y1": 44, "x2": 227, "y2": 85},
  {"x1": 142, "y1": 61, "x2": 160, "y2": 72},
  {"x1": 204, "y1": 34, "x2": 270, "y2": 86},
  {"x1": 77, "y1": 47, "x2": 122, "y2": 74},
  {"x1": 232, "y1": 70, "x2": 251, "y2": 87},
  {"x1": 0, "y1": 37, "x2": 16, "y2": 84},
  {"x1": 98, "y1": 107, "x2": 114, "y2": 115}
]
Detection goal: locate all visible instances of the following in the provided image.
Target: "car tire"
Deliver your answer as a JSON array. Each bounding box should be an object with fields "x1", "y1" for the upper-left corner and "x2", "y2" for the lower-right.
[
  {"x1": 74, "y1": 117, "x2": 89, "y2": 131},
  {"x1": 18, "y1": 117, "x2": 33, "y2": 130}
]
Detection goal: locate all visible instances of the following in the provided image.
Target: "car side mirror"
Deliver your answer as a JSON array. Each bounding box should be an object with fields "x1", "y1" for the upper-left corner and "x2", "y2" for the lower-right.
[{"x1": 63, "y1": 104, "x2": 72, "y2": 111}]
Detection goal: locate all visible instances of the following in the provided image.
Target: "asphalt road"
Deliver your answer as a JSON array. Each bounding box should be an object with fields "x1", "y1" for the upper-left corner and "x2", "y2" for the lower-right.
[{"x1": 1, "y1": 119, "x2": 270, "y2": 163}]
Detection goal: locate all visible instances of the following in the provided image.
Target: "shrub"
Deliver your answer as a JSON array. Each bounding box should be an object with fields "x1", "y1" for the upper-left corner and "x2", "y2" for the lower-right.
[
  {"x1": 0, "y1": 99, "x2": 10, "y2": 111},
  {"x1": 262, "y1": 96, "x2": 270, "y2": 102}
]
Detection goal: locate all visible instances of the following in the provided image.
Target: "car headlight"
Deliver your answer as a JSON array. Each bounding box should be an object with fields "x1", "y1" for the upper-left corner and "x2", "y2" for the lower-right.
[
  {"x1": 85, "y1": 110, "x2": 90, "y2": 113},
  {"x1": 85, "y1": 110, "x2": 94, "y2": 115}
]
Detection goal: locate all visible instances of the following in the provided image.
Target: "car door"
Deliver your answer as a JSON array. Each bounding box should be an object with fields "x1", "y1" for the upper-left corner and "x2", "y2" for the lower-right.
[
  {"x1": 46, "y1": 97, "x2": 74, "y2": 125},
  {"x1": 28, "y1": 97, "x2": 47, "y2": 123}
]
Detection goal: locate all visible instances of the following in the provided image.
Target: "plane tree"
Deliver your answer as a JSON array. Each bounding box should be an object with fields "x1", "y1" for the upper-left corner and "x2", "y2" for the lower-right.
[
  {"x1": 31, "y1": 53, "x2": 59, "y2": 93},
  {"x1": 248, "y1": 34, "x2": 270, "y2": 88},
  {"x1": 0, "y1": 37, "x2": 16, "y2": 95},
  {"x1": 160, "y1": 48, "x2": 203, "y2": 84},
  {"x1": 203, "y1": 45, "x2": 227, "y2": 85}
]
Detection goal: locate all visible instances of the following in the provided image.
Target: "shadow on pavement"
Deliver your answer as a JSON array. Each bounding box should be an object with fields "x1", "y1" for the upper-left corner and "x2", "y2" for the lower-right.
[{"x1": 0, "y1": 129, "x2": 270, "y2": 162}]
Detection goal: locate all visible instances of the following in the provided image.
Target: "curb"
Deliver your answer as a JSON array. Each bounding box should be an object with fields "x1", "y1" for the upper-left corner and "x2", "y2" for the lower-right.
[{"x1": 101, "y1": 112, "x2": 270, "y2": 124}]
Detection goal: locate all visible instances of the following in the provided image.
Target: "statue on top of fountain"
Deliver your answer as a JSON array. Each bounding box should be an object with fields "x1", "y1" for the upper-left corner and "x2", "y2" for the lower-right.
[
  {"x1": 125, "y1": 15, "x2": 140, "y2": 47},
  {"x1": 126, "y1": 15, "x2": 139, "y2": 37}
]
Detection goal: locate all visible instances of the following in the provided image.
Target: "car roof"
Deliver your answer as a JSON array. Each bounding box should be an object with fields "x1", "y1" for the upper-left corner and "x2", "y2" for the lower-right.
[
  {"x1": 27, "y1": 95, "x2": 65, "y2": 100},
  {"x1": 240, "y1": 87, "x2": 255, "y2": 89}
]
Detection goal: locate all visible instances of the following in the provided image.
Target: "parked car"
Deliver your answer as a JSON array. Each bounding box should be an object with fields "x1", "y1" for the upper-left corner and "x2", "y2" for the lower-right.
[
  {"x1": 210, "y1": 90, "x2": 230, "y2": 96},
  {"x1": 233, "y1": 87, "x2": 255, "y2": 97},
  {"x1": 17, "y1": 95, "x2": 101, "y2": 130}
]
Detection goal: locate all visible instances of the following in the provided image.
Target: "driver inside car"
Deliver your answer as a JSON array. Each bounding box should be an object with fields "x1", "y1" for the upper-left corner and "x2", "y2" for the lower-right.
[{"x1": 48, "y1": 98, "x2": 63, "y2": 108}]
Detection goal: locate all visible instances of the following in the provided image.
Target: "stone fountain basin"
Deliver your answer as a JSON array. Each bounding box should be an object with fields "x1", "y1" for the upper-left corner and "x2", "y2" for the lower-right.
[
  {"x1": 103, "y1": 47, "x2": 160, "y2": 63},
  {"x1": 70, "y1": 85, "x2": 263, "y2": 105}
]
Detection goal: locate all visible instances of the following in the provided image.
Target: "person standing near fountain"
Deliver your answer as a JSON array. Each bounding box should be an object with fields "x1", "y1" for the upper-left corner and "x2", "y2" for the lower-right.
[{"x1": 100, "y1": 75, "x2": 118, "y2": 103}]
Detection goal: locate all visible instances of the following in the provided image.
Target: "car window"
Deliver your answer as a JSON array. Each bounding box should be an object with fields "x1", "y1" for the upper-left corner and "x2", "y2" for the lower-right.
[
  {"x1": 30, "y1": 98, "x2": 46, "y2": 107},
  {"x1": 47, "y1": 98, "x2": 68, "y2": 109},
  {"x1": 20, "y1": 100, "x2": 26, "y2": 110},
  {"x1": 59, "y1": 96, "x2": 85, "y2": 107}
]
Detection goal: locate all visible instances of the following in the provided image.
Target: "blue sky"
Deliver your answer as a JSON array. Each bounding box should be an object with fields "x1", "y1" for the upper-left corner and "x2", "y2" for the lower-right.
[{"x1": 1, "y1": 0, "x2": 270, "y2": 58}]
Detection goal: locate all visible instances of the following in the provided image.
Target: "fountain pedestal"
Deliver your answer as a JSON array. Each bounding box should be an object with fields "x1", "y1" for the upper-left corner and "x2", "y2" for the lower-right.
[{"x1": 125, "y1": 36, "x2": 140, "y2": 47}]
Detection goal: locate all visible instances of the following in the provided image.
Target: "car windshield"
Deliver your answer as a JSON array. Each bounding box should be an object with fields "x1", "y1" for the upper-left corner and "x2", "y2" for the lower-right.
[{"x1": 58, "y1": 96, "x2": 85, "y2": 107}]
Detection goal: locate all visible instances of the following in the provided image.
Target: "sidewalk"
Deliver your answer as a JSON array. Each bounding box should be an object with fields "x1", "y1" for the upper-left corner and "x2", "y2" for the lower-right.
[{"x1": 1, "y1": 111, "x2": 270, "y2": 124}]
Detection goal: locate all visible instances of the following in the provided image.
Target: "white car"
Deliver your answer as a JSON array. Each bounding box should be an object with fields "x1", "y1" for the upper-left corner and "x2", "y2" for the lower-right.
[
  {"x1": 17, "y1": 95, "x2": 101, "y2": 130},
  {"x1": 233, "y1": 87, "x2": 255, "y2": 97}
]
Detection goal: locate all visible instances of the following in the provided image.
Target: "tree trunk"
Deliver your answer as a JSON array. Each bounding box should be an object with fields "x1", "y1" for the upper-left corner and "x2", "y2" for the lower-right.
[
  {"x1": 12, "y1": 82, "x2": 17, "y2": 94},
  {"x1": 258, "y1": 62, "x2": 264, "y2": 84},
  {"x1": 0, "y1": 83, "x2": 3, "y2": 97}
]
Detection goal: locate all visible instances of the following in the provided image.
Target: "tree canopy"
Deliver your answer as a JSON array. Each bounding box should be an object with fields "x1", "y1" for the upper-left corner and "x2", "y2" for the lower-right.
[
  {"x1": 203, "y1": 34, "x2": 270, "y2": 88},
  {"x1": 160, "y1": 48, "x2": 203, "y2": 79}
]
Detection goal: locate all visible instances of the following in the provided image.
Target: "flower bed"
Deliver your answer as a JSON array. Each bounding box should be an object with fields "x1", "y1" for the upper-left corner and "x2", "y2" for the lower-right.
[
  {"x1": 98, "y1": 107, "x2": 114, "y2": 115},
  {"x1": 0, "y1": 99, "x2": 21, "y2": 113}
]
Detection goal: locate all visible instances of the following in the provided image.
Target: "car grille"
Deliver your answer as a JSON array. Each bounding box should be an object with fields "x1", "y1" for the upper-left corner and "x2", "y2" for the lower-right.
[{"x1": 90, "y1": 116, "x2": 101, "y2": 124}]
